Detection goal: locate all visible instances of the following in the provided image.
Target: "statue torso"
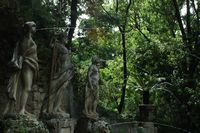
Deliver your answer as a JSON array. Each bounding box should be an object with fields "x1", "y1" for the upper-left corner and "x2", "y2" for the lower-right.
[
  {"x1": 89, "y1": 65, "x2": 99, "y2": 86},
  {"x1": 19, "y1": 37, "x2": 37, "y2": 59},
  {"x1": 55, "y1": 43, "x2": 72, "y2": 72}
]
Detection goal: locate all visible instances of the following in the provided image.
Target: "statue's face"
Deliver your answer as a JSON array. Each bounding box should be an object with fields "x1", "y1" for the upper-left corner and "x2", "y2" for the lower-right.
[
  {"x1": 31, "y1": 24, "x2": 36, "y2": 33},
  {"x1": 57, "y1": 33, "x2": 67, "y2": 43},
  {"x1": 63, "y1": 37, "x2": 68, "y2": 43},
  {"x1": 24, "y1": 21, "x2": 36, "y2": 33}
]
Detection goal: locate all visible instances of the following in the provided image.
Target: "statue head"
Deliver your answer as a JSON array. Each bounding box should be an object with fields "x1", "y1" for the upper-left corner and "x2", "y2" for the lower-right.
[
  {"x1": 92, "y1": 55, "x2": 107, "y2": 68},
  {"x1": 23, "y1": 21, "x2": 36, "y2": 34},
  {"x1": 92, "y1": 55, "x2": 100, "y2": 65},
  {"x1": 57, "y1": 32, "x2": 64, "y2": 39},
  {"x1": 50, "y1": 32, "x2": 68, "y2": 48},
  {"x1": 57, "y1": 32, "x2": 67, "y2": 43}
]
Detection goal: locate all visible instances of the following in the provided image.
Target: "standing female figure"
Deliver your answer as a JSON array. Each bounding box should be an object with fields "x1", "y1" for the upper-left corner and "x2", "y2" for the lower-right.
[{"x1": 4, "y1": 21, "x2": 38, "y2": 115}]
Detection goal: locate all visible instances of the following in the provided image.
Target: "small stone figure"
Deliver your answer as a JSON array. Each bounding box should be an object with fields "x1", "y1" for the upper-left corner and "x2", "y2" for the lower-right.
[
  {"x1": 4, "y1": 21, "x2": 38, "y2": 115},
  {"x1": 83, "y1": 56, "x2": 101, "y2": 120},
  {"x1": 41, "y1": 33, "x2": 74, "y2": 117}
]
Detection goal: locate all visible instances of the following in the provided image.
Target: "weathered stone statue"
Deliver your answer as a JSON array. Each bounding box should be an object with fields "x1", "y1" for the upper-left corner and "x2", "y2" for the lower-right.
[
  {"x1": 4, "y1": 21, "x2": 38, "y2": 115},
  {"x1": 83, "y1": 56, "x2": 100, "y2": 120},
  {"x1": 75, "y1": 56, "x2": 111, "y2": 133},
  {"x1": 42, "y1": 33, "x2": 74, "y2": 116}
]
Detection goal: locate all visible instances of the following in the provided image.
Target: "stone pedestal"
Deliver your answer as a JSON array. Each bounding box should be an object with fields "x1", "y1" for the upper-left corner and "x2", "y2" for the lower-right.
[
  {"x1": 110, "y1": 122, "x2": 158, "y2": 133},
  {"x1": 139, "y1": 104, "x2": 157, "y2": 133},
  {"x1": 41, "y1": 113, "x2": 76, "y2": 133},
  {"x1": 139, "y1": 104, "x2": 156, "y2": 122},
  {"x1": 0, "y1": 113, "x2": 49, "y2": 133},
  {"x1": 138, "y1": 122, "x2": 157, "y2": 133},
  {"x1": 75, "y1": 117, "x2": 110, "y2": 133}
]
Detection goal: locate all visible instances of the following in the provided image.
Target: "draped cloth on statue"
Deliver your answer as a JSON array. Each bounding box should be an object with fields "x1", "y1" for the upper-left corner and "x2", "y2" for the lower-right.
[
  {"x1": 7, "y1": 42, "x2": 38, "y2": 103},
  {"x1": 42, "y1": 42, "x2": 74, "y2": 114}
]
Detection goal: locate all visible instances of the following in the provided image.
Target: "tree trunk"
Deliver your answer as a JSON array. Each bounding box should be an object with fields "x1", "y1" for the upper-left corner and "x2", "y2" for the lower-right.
[
  {"x1": 143, "y1": 90, "x2": 150, "y2": 104},
  {"x1": 118, "y1": 32, "x2": 127, "y2": 114},
  {"x1": 117, "y1": 0, "x2": 131, "y2": 114},
  {"x1": 172, "y1": 1, "x2": 199, "y2": 132},
  {"x1": 171, "y1": 0, "x2": 187, "y2": 46},
  {"x1": 67, "y1": 0, "x2": 78, "y2": 49}
]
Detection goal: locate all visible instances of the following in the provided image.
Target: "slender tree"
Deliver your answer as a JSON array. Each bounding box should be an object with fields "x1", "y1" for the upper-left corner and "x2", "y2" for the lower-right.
[
  {"x1": 117, "y1": 0, "x2": 132, "y2": 114},
  {"x1": 67, "y1": 0, "x2": 78, "y2": 49}
]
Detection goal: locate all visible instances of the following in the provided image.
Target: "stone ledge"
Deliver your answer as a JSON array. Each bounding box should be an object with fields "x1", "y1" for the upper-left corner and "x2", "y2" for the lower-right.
[
  {"x1": 41, "y1": 113, "x2": 76, "y2": 133},
  {"x1": 75, "y1": 117, "x2": 110, "y2": 133},
  {"x1": 0, "y1": 113, "x2": 49, "y2": 133}
]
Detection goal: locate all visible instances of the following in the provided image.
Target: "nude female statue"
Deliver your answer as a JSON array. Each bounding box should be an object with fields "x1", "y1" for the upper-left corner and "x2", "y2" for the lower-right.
[
  {"x1": 83, "y1": 56, "x2": 100, "y2": 119},
  {"x1": 4, "y1": 21, "x2": 38, "y2": 115}
]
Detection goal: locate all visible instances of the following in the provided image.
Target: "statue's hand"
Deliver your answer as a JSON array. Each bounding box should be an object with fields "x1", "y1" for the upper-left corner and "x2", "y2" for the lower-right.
[
  {"x1": 8, "y1": 58, "x2": 22, "y2": 70},
  {"x1": 8, "y1": 61, "x2": 21, "y2": 70}
]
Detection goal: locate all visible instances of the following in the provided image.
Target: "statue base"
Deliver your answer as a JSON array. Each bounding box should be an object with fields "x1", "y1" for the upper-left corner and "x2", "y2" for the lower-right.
[
  {"x1": 41, "y1": 113, "x2": 76, "y2": 133},
  {"x1": 0, "y1": 113, "x2": 49, "y2": 133},
  {"x1": 139, "y1": 104, "x2": 157, "y2": 133},
  {"x1": 138, "y1": 122, "x2": 157, "y2": 133},
  {"x1": 111, "y1": 121, "x2": 157, "y2": 133},
  {"x1": 75, "y1": 117, "x2": 110, "y2": 133},
  {"x1": 82, "y1": 110, "x2": 99, "y2": 120}
]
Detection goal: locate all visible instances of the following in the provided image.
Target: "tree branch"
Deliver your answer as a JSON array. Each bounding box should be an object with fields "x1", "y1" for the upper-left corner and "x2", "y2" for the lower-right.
[
  {"x1": 115, "y1": 0, "x2": 119, "y2": 13},
  {"x1": 118, "y1": 0, "x2": 132, "y2": 114},
  {"x1": 100, "y1": 4, "x2": 115, "y2": 23},
  {"x1": 171, "y1": 0, "x2": 187, "y2": 46},
  {"x1": 136, "y1": 27, "x2": 151, "y2": 43},
  {"x1": 191, "y1": 0, "x2": 199, "y2": 30},
  {"x1": 133, "y1": 13, "x2": 151, "y2": 42},
  {"x1": 124, "y1": 0, "x2": 132, "y2": 30},
  {"x1": 67, "y1": 0, "x2": 78, "y2": 49},
  {"x1": 186, "y1": 0, "x2": 191, "y2": 44}
]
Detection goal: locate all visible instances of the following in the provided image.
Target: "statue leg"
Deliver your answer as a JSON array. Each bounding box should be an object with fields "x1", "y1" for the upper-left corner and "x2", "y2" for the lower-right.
[
  {"x1": 87, "y1": 97, "x2": 92, "y2": 115},
  {"x1": 52, "y1": 91, "x2": 63, "y2": 113},
  {"x1": 88, "y1": 90, "x2": 94, "y2": 115},
  {"x1": 4, "y1": 72, "x2": 20, "y2": 114},
  {"x1": 53, "y1": 81, "x2": 69, "y2": 113},
  {"x1": 3, "y1": 100, "x2": 15, "y2": 115},
  {"x1": 92, "y1": 87, "x2": 99, "y2": 115},
  {"x1": 84, "y1": 87, "x2": 90, "y2": 115},
  {"x1": 3, "y1": 102, "x2": 10, "y2": 115},
  {"x1": 19, "y1": 64, "x2": 33, "y2": 115},
  {"x1": 84, "y1": 98, "x2": 89, "y2": 114}
]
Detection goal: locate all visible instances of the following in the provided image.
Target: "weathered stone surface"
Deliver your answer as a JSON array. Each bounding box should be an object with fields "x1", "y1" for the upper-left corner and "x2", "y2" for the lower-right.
[
  {"x1": 140, "y1": 122, "x2": 157, "y2": 133},
  {"x1": 75, "y1": 117, "x2": 110, "y2": 133},
  {"x1": 41, "y1": 113, "x2": 76, "y2": 133},
  {"x1": 83, "y1": 56, "x2": 101, "y2": 120},
  {"x1": 0, "y1": 114, "x2": 49, "y2": 133},
  {"x1": 139, "y1": 104, "x2": 156, "y2": 122},
  {"x1": 4, "y1": 21, "x2": 39, "y2": 115},
  {"x1": 60, "y1": 128, "x2": 71, "y2": 133},
  {"x1": 41, "y1": 33, "x2": 74, "y2": 115},
  {"x1": 110, "y1": 122, "x2": 139, "y2": 133},
  {"x1": 110, "y1": 122, "x2": 157, "y2": 133}
]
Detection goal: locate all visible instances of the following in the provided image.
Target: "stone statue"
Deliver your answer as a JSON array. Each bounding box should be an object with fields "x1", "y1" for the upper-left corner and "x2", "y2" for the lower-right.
[
  {"x1": 83, "y1": 56, "x2": 101, "y2": 120},
  {"x1": 41, "y1": 33, "x2": 74, "y2": 116},
  {"x1": 4, "y1": 21, "x2": 38, "y2": 115}
]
